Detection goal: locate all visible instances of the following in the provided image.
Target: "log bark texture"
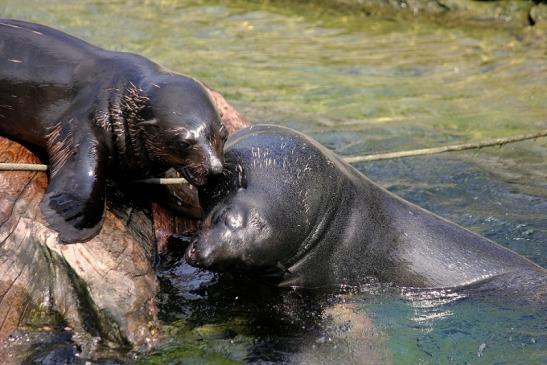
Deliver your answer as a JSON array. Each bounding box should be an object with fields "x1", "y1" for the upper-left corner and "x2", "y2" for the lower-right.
[{"x1": 0, "y1": 136, "x2": 159, "y2": 353}]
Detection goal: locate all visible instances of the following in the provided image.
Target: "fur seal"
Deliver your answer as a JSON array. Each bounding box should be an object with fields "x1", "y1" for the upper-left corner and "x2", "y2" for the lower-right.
[
  {"x1": 185, "y1": 125, "x2": 546, "y2": 290},
  {"x1": 0, "y1": 19, "x2": 228, "y2": 243}
]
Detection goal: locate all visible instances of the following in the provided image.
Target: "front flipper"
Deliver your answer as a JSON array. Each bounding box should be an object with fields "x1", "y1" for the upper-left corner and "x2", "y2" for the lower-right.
[{"x1": 41, "y1": 124, "x2": 108, "y2": 243}]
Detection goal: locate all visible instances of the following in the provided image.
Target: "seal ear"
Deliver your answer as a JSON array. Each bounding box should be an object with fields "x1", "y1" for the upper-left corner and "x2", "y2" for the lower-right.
[{"x1": 41, "y1": 122, "x2": 107, "y2": 243}]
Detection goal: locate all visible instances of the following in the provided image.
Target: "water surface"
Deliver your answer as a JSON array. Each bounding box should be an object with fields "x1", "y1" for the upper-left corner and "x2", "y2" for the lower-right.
[{"x1": 1, "y1": 0, "x2": 545, "y2": 363}]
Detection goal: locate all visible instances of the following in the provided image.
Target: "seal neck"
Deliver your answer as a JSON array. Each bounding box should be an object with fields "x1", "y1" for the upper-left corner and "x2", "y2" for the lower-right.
[
  {"x1": 280, "y1": 208, "x2": 332, "y2": 273},
  {"x1": 276, "y1": 181, "x2": 345, "y2": 287}
]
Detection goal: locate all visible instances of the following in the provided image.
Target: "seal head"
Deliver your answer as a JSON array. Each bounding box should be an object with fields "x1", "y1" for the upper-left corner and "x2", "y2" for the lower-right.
[
  {"x1": 185, "y1": 125, "x2": 329, "y2": 276},
  {"x1": 134, "y1": 77, "x2": 227, "y2": 186}
]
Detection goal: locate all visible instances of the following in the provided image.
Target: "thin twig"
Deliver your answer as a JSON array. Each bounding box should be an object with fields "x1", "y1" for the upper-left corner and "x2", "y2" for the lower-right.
[
  {"x1": 0, "y1": 163, "x2": 190, "y2": 184},
  {"x1": 130, "y1": 178, "x2": 189, "y2": 185},
  {"x1": 342, "y1": 130, "x2": 547, "y2": 164},
  {"x1": 0, "y1": 162, "x2": 48, "y2": 171},
  {"x1": 1, "y1": 130, "x2": 545, "y2": 184}
]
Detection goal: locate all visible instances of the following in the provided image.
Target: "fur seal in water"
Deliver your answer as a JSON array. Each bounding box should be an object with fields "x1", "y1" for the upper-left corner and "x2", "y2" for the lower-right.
[
  {"x1": 185, "y1": 125, "x2": 545, "y2": 291},
  {"x1": 0, "y1": 19, "x2": 228, "y2": 243}
]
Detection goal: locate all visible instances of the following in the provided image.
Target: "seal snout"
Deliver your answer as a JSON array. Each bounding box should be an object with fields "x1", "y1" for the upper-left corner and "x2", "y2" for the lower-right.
[
  {"x1": 208, "y1": 155, "x2": 223, "y2": 176},
  {"x1": 185, "y1": 237, "x2": 213, "y2": 268},
  {"x1": 202, "y1": 143, "x2": 224, "y2": 177},
  {"x1": 178, "y1": 148, "x2": 224, "y2": 187}
]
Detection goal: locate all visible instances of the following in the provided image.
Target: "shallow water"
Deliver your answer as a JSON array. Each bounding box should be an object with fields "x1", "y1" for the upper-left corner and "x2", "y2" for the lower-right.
[{"x1": 1, "y1": 0, "x2": 546, "y2": 363}]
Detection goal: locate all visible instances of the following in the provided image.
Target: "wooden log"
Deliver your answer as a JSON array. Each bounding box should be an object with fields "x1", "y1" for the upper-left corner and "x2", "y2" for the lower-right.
[
  {"x1": 0, "y1": 136, "x2": 159, "y2": 352},
  {"x1": 0, "y1": 85, "x2": 249, "y2": 361}
]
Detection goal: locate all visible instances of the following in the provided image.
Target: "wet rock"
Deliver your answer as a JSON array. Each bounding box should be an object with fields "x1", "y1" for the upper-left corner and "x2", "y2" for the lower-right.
[{"x1": 205, "y1": 84, "x2": 250, "y2": 134}]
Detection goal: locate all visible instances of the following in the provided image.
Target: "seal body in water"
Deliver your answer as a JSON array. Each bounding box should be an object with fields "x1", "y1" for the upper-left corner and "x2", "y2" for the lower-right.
[
  {"x1": 0, "y1": 19, "x2": 228, "y2": 243},
  {"x1": 185, "y1": 125, "x2": 546, "y2": 291}
]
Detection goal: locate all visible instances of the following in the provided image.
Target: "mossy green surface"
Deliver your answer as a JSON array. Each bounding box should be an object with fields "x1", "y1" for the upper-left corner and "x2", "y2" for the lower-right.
[{"x1": 136, "y1": 320, "x2": 251, "y2": 364}]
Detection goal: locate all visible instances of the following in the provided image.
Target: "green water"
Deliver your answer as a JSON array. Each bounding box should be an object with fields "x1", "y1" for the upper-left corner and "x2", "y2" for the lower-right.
[{"x1": 1, "y1": 0, "x2": 546, "y2": 363}]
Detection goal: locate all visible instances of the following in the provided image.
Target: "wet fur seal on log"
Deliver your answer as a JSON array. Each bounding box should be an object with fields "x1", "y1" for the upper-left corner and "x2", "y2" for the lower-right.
[
  {"x1": 0, "y1": 19, "x2": 228, "y2": 243},
  {"x1": 185, "y1": 125, "x2": 546, "y2": 295},
  {"x1": 0, "y1": 91, "x2": 248, "y2": 360}
]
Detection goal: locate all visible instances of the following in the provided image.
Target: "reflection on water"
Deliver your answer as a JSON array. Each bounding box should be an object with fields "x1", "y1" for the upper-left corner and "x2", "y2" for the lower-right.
[
  {"x1": 366, "y1": 288, "x2": 546, "y2": 364},
  {"x1": 151, "y1": 259, "x2": 545, "y2": 364},
  {"x1": 153, "y1": 264, "x2": 394, "y2": 365},
  {"x1": 1, "y1": 0, "x2": 545, "y2": 363}
]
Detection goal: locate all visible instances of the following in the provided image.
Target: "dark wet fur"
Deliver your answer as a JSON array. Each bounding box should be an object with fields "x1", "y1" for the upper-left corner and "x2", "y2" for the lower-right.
[
  {"x1": 0, "y1": 19, "x2": 226, "y2": 242},
  {"x1": 187, "y1": 125, "x2": 546, "y2": 302}
]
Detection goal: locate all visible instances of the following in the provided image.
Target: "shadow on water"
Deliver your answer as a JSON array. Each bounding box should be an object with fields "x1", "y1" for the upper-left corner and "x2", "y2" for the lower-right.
[
  {"x1": 147, "y1": 259, "x2": 392, "y2": 364},
  {"x1": 143, "y1": 253, "x2": 546, "y2": 364}
]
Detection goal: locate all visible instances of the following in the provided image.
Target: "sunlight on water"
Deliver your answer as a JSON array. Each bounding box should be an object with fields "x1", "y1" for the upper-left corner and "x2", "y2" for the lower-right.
[{"x1": 1, "y1": 0, "x2": 545, "y2": 363}]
